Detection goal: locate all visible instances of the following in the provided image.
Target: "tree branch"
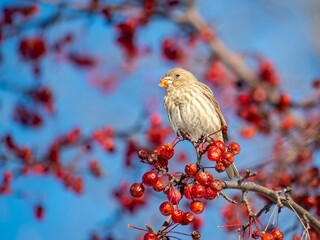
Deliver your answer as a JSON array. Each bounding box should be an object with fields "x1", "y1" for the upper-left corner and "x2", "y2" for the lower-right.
[{"x1": 223, "y1": 181, "x2": 320, "y2": 233}]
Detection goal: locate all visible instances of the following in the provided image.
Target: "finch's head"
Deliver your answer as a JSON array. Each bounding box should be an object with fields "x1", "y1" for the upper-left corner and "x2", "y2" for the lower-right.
[{"x1": 159, "y1": 67, "x2": 197, "y2": 88}]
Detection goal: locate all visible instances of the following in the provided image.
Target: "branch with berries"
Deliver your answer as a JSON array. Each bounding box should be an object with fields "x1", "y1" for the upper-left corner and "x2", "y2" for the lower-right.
[
  {"x1": 223, "y1": 175, "x2": 320, "y2": 234},
  {"x1": 128, "y1": 133, "x2": 320, "y2": 240}
]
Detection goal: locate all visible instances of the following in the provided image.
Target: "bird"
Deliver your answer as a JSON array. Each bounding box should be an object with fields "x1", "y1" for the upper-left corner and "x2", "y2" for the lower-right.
[{"x1": 159, "y1": 67, "x2": 239, "y2": 179}]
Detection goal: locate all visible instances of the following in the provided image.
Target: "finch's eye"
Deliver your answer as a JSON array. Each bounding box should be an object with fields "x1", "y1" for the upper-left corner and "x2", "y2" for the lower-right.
[{"x1": 175, "y1": 74, "x2": 181, "y2": 78}]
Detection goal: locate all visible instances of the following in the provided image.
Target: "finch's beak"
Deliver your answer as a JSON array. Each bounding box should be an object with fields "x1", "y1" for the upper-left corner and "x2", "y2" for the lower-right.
[{"x1": 159, "y1": 76, "x2": 173, "y2": 88}]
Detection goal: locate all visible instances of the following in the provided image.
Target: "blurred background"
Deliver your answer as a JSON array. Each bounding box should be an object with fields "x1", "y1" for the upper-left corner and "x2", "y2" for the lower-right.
[{"x1": 0, "y1": 0, "x2": 319, "y2": 239}]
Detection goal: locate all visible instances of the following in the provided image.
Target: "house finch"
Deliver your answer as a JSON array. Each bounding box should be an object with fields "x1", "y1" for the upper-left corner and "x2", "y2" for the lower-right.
[{"x1": 159, "y1": 67, "x2": 239, "y2": 179}]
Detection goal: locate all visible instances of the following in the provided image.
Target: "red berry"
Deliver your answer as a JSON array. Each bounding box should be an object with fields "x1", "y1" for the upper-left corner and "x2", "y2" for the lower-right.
[
  {"x1": 271, "y1": 228, "x2": 284, "y2": 240},
  {"x1": 159, "y1": 201, "x2": 174, "y2": 216},
  {"x1": 144, "y1": 232, "x2": 158, "y2": 240},
  {"x1": 191, "y1": 184, "x2": 206, "y2": 198},
  {"x1": 212, "y1": 140, "x2": 226, "y2": 152},
  {"x1": 172, "y1": 209, "x2": 184, "y2": 223},
  {"x1": 142, "y1": 171, "x2": 158, "y2": 186},
  {"x1": 183, "y1": 185, "x2": 193, "y2": 199},
  {"x1": 181, "y1": 212, "x2": 195, "y2": 225},
  {"x1": 166, "y1": 187, "x2": 181, "y2": 204},
  {"x1": 138, "y1": 150, "x2": 149, "y2": 160},
  {"x1": 220, "y1": 151, "x2": 234, "y2": 167},
  {"x1": 190, "y1": 200, "x2": 205, "y2": 214},
  {"x1": 207, "y1": 146, "x2": 223, "y2": 161},
  {"x1": 210, "y1": 179, "x2": 223, "y2": 192},
  {"x1": 227, "y1": 142, "x2": 241, "y2": 155},
  {"x1": 185, "y1": 163, "x2": 197, "y2": 176},
  {"x1": 159, "y1": 144, "x2": 174, "y2": 160},
  {"x1": 261, "y1": 233, "x2": 275, "y2": 240},
  {"x1": 153, "y1": 180, "x2": 165, "y2": 192},
  {"x1": 215, "y1": 162, "x2": 225, "y2": 173},
  {"x1": 252, "y1": 230, "x2": 261, "y2": 239},
  {"x1": 195, "y1": 171, "x2": 213, "y2": 186},
  {"x1": 205, "y1": 187, "x2": 217, "y2": 200},
  {"x1": 130, "y1": 183, "x2": 145, "y2": 198}
]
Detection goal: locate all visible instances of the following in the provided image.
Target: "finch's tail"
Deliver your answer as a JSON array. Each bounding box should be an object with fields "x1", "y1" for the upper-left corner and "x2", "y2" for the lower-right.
[{"x1": 226, "y1": 163, "x2": 240, "y2": 179}]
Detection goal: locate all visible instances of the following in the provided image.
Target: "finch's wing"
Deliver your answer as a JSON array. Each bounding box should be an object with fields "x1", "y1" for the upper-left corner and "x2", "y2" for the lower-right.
[{"x1": 196, "y1": 82, "x2": 229, "y2": 142}]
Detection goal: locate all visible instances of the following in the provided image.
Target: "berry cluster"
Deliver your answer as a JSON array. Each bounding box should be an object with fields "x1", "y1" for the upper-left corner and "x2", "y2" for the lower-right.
[
  {"x1": 129, "y1": 140, "x2": 239, "y2": 239},
  {"x1": 252, "y1": 228, "x2": 284, "y2": 240},
  {"x1": 207, "y1": 140, "x2": 240, "y2": 172}
]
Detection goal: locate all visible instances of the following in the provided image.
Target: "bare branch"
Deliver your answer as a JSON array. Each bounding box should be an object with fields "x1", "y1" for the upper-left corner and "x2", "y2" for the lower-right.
[{"x1": 223, "y1": 181, "x2": 320, "y2": 233}]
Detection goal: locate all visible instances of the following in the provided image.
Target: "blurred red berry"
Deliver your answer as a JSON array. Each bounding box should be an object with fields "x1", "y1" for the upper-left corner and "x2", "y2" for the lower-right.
[
  {"x1": 192, "y1": 217, "x2": 203, "y2": 230},
  {"x1": 13, "y1": 104, "x2": 42, "y2": 127},
  {"x1": 205, "y1": 60, "x2": 225, "y2": 85},
  {"x1": 116, "y1": 20, "x2": 138, "y2": 58},
  {"x1": 312, "y1": 79, "x2": 320, "y2": 89},
  {"x1": 19, "y1": 36, "x2": 46, "y2": 61},
  {"x1": 277, "y1": 93, "x2": 291, "y2": 110},
  {"x1": 2, "y1": 171, "x2": 12, "y2": 184},
  {"x1": 161, "y1": 38, "x2": 183, "y2": 61},
  {"x1": 35, "y1": 204, "x2": 44, "y2": 220},
  {"x1": 258, "y1": 59, "x2": 279, "y2": 86},
  {"x1": 68, "y1": 52, "x2": 96, "y2": 68},
  {"x1": 88, "y1": 160, "x2": 102, "y2": 178}
]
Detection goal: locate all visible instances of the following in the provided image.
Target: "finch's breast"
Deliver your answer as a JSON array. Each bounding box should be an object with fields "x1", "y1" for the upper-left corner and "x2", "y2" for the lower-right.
[{"x1": 164, "y1": 85, "x2": 222, "y2": 141}]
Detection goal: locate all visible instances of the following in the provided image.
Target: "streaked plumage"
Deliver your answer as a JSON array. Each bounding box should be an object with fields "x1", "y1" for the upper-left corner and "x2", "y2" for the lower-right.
[{"x1": 159, "y1": 67, "x2": 239, "y2": 179}]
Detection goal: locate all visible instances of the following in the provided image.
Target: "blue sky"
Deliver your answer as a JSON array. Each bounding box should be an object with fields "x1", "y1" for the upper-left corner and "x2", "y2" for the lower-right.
[{"x1": 0, "y1": 0, "x2": 319, "y2": 239}]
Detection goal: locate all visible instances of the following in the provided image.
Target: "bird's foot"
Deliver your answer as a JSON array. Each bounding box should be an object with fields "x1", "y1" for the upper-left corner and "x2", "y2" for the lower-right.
[
  {"x1": 177, "y1": 129, "x2": 193, "y2": 142},
  {"x1": 199, "y1": 133, "x2": 211, "y2": 145}
]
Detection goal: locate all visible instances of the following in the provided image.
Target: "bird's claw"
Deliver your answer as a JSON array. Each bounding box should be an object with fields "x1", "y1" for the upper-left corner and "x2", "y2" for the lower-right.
[{"x1": 177, "y1": 129, "x2": 192, "y2": 142}]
